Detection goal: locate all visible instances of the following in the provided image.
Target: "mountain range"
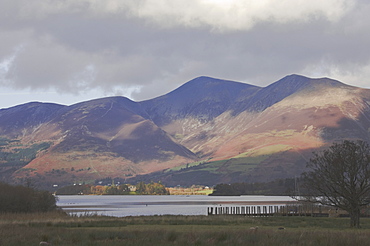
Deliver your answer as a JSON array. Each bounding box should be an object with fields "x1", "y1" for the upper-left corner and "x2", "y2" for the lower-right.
[{"x1": 1, "y1": 74, "x2": 370, "y2": 188}]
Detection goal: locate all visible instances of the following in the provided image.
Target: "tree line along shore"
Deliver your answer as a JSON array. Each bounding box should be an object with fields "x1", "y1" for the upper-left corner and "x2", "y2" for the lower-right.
[
  {"x1": 54, "y1": 178, "x2": 299, "y2": 196},
  {"x1": 55, "y1": 182, "x2": 214, "y2": 195}
]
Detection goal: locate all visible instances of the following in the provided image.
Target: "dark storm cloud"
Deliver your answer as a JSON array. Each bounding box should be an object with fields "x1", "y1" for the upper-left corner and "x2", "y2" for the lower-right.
[{"x1": 1, "y1": 0, "x2": 369, "y2": 105}]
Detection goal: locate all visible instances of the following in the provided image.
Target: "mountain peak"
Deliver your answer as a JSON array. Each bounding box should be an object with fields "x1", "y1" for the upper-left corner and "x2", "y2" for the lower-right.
[
  {"x1": 174, "y1": 76, "x2": 259, "y2": 92},
  {"x1": 232, "y1": 74, "x2": 351, "y2": 113},
  {"x1": 274, "y1": 74, "x2": 347, "y2": 90},
  {"x1": 269, "y1": 74, "x2": 313, "y2": 89},
  {"x1": 141, "y1": 77, "x2": 260, "y2": 125}
]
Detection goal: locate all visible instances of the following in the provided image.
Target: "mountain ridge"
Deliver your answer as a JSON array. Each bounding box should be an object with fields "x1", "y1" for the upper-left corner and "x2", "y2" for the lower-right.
[{"x1": 1, "y1": 74, "x2": 369, "y2": 188}]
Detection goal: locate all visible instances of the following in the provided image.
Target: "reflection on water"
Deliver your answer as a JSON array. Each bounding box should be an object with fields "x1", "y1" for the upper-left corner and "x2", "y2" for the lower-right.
[{"x1": 57, "y1": 195, "x2": 295, "y2": 217}]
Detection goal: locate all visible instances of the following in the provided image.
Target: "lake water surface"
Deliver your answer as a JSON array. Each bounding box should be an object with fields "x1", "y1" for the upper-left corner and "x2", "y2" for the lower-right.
[{"x1": 57, "y1": 195, "x2": 295, "y2": 217}]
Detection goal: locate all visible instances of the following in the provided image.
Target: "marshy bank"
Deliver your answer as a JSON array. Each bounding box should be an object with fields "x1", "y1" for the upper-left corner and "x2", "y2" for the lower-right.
[{"x1": 1, "y1": 212, "x2": 370, "y2": 245}]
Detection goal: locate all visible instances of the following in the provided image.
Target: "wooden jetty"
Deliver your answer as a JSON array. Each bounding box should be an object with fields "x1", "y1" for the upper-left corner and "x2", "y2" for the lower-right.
[{"x1": 207, "y1": 204, "x2": 330, "y2": 217}]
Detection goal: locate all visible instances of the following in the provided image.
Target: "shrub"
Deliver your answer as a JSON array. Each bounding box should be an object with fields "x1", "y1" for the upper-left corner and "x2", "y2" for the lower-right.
[{"x1": 0, "y1": 182, "x2": 57, "y2": 213}]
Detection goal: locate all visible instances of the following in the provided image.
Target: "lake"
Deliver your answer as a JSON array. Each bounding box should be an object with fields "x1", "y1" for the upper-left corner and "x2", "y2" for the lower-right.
[{"x1": 57, "y1": 195, "x2": 295, "y2": 217}]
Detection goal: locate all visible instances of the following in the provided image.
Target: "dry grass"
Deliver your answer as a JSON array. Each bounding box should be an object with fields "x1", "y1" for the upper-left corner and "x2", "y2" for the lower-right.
[{"x1": 1, "y1": 212, "x2": 370, "y2": 245}]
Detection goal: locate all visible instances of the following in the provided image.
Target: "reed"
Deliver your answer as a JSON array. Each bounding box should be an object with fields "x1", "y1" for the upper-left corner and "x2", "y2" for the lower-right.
[{"x1": 1, "y1": 213, "x2": 369, "y2": 245}]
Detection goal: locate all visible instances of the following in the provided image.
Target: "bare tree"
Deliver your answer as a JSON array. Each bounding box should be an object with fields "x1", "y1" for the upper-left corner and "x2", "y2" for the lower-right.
[{"x1": 302, "y1": 140, "x2": 370, "y2": 228}]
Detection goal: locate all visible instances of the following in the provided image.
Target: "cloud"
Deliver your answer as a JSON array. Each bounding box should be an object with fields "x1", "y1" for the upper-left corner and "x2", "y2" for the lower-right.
[
  {"x1": 0, "y1": 0, "x2": 370, "y2": 107},
  {"x1": 1, "y1": 0, "x2": 355, "y2": 31},
  {"x1": 0, "y1": 44, "x2": 25, "y2": 86},
  {"x1": 126, "y1": 0, "x2": 355, "y2": 31}
]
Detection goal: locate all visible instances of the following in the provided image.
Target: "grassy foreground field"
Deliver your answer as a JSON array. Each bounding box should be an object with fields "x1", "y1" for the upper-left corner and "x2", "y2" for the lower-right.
[{"x1": 1, "y1": 212, "x2": 370, "y2": 245}]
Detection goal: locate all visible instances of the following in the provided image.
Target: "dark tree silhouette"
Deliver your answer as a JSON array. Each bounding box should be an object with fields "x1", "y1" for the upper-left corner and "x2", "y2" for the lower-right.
[
  {"x1": 0, "y1": 182, "x2": 57, "y2": 213},
  {"x1": 302, "y1": 140, "x2": 370, "y2": 228}
]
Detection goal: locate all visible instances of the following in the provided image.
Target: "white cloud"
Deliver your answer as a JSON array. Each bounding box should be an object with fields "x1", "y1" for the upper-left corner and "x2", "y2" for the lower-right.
[
  {"x1": 0, "y1": 44, "x2": 25, "y2": 86},
  {"x1": 303, "y1": 59, "x2": 370, "y2": 89},
  {"x1": 2, "y1": 0, "x2": 356, "y2": 31},
  {"x1": 129, "y1": 0, "x2": 356, "y2": 31}
]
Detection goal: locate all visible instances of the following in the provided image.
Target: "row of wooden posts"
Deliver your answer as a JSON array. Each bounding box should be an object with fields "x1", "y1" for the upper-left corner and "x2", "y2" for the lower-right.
[{"x1": 207, "y1": 204, "x2": 329, "y2": 217}]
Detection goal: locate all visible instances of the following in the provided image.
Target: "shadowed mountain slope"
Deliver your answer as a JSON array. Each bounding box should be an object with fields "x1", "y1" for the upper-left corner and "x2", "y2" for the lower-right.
[
  {"x1": 47, "y1": 97, "x2": 195, "y2": 161},
  {"x1": 0, "y1": 102, "x2": 65, "y2": 138},
  {"x1": 231, "y1": 74, "x2": 348, "y2": 113},
  {"x1": 128, "y1": 75, "x2": 370, "y2": 186},
  {"x1": 1, "y1": 74, "x2": 370, "y2": 188},
  {"x1": 140, "y1": 76, "x2": 260, "y2": 125}
]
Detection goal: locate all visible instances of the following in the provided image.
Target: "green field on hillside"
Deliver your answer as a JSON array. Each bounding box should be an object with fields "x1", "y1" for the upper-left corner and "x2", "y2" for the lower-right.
[
  {"x1": 0, "y1": 138, "x2": 50, "y2": 167},
  {"x1": 167, "y1": 157, "x2": 262, "y2": 176}
]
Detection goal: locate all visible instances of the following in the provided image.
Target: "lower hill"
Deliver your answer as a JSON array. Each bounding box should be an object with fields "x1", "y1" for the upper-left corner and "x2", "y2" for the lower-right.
[{"x1": 125, "y1": 146, "x2": 314, "y2": 186}]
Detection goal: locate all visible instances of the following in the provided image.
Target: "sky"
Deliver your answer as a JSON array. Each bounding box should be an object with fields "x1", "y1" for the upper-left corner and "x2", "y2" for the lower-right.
[{"x1": 1, "y1": 0, "x2": 370, "y2": 109}]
